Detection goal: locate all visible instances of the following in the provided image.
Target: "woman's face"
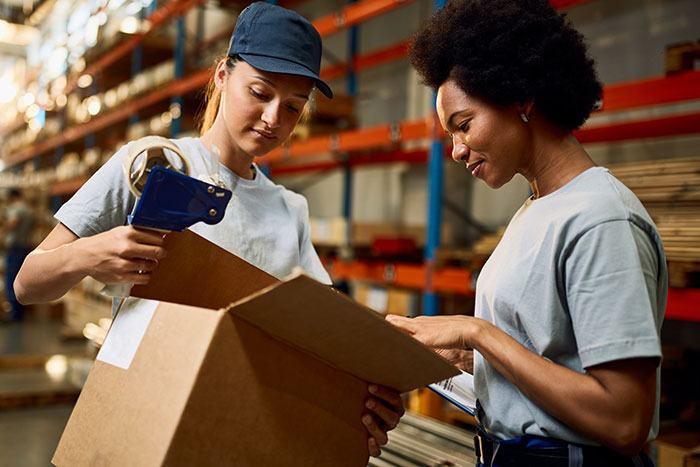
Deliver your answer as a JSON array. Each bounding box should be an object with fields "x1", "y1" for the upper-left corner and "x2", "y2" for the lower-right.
[
  {"x1": 217, "y1": 59, "x2": 313, "y2": 158},
  {"x1": 436, "y1": 79, "x2": 532, "y2": 189}
]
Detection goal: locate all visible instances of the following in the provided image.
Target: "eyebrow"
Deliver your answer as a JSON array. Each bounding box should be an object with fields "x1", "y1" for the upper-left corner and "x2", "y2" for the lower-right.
[{"x1": 252, "y1": 75, "x2": 309, "y2": 100}]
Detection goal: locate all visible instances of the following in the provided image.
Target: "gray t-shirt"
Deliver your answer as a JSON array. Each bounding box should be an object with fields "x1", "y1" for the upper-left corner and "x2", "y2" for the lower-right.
[
  {"x1": 474, "y1": 166, "x2": 666, "y2": 446},
  {"x1": 55, "y1": 136, "x2": 331, "y2": 287},
  {"x1": 5, "y1": 200, "x2": 34, "y2": 249}
]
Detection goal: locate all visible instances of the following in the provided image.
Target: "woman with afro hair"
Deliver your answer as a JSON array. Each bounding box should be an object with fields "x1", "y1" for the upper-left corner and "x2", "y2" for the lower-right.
[{"x1": 387, "y1": 1, "x2": 665, "y2": 466}]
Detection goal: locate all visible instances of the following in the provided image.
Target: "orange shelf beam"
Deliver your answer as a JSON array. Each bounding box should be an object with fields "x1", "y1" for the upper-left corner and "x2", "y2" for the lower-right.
[
  {"x1": 600, "y1": 70, "x2": 700, "y2": 113},
  {"x1": 261, "y1": 110, "x2": 700, "y2": 165},
  {"x1": 328, "y1": 259, "x2": 473, "y2": 296},
  {"x1": 259, "y1": 117, "x2": 436, "y2": 164},
  {"x1": 313, "y1": 0, "x2": 415, "y2": 37},
  {"x1": 50, "y1": 176, "x2": 91, "y2": 196},
  {"x1": 321, "y1": 40, "x2": 410, "y2": 81},
  {"x1": 575, "y1": 111, "x2": 700, "y2": 144},
  {"x1": 329, "y1": 259, "x2": 698, "y2": 321}
]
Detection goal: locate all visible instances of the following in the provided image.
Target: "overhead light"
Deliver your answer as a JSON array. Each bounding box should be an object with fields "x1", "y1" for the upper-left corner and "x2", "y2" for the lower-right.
[
  {"x1": 0, "y1": 19, "x2": 39, "y2": 46},
  {"x1": 86, "y1": 95, "x2": 101, "y2": 116},
  {"x1": 26, "y1": 103, "x2": 40, "y2": 119},
  {"x1": 78, "y1": 74, "x2": 93, "y2": 88},
  {"x1": 74, "y1": 57, "x2": 86, "y2": 73},
  {"x1": 120, "y1": 16, "x2": 140, "y2": 34},
  {"x1": 0, "y1": 76, "x2": 17, "y2": 104},
  {"x1": 56, "y1": 94, "x2": 68, "y2": 108},
  {"x1": 170, "y1": 102, "x2": 181, "y2": 119},
  {"x1": 126, "y1": 1, "x2": 142, "y2": 15}
]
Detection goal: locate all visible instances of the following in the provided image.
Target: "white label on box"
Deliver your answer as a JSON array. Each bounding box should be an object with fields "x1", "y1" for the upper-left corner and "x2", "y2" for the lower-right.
[
  {"x1": 366, "y1": 287, "x2": 389, "y2": 313},
  {"x1": 97, "y1": 298, "x2": 158, "y2": 370}
]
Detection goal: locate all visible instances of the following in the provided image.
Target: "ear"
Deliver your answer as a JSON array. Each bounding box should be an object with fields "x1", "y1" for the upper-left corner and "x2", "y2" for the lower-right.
[
  {"x1": 519, "y1": 100, "x2": 534, "y2": 119},
  {"x1": 213, "y1": 59, "x2": 229, "y2": 91}
]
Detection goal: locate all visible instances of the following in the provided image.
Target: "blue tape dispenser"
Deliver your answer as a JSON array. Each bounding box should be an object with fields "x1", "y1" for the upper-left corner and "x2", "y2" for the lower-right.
[{"x1": 102, "y1": 136, "x2": 232, "y2": 298}]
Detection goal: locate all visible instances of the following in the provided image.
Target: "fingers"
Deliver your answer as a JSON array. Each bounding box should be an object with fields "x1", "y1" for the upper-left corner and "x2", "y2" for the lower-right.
[
  {"x1": 129, "y1": 227, "x2": 167, "y2": 245},
  {"x1": 368, "y1": 436, "x2": 381, "y2": 458},
  {"x1": 369, "y1": 385, "x2": 404, "y2": 414},
  {"x1": 362, "y1": 414, "x2": 388, "y2": 453},
  {"x1": 128, "y1": 243, "x2": 167, "y2": 261},
  {"x1": 362, "y1": 385, "x2": 404, "y2": 458},
  {"x1": 366, "y1": 398, "x2": 401, "y2": 430}
]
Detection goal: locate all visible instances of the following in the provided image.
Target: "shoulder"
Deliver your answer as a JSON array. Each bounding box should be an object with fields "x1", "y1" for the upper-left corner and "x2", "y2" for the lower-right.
[
  {"x1": 554, "y1": 167, "x2": 653, "y2": 231},
  {"x1": 280, "y1": 186, "x2": 309, "y2": 218}
]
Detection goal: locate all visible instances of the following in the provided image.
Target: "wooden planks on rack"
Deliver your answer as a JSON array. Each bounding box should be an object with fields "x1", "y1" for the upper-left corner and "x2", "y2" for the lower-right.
[{"x1": 609, "y1": 157, "x2": 700, "y2": 282}]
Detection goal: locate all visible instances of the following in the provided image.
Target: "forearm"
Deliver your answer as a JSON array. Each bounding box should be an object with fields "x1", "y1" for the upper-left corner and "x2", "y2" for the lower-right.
[
  {"x1": 472, "y1": 320, "x2": 651, "y2": 453},
  {"x1": 14, "y1": 240, "x2": 89, "y2": 304}
]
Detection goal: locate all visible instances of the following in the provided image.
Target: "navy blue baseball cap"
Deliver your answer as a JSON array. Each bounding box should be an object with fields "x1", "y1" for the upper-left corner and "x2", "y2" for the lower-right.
[{"x1": 228, "y1": 2, "x2": 333, "y2": 99}]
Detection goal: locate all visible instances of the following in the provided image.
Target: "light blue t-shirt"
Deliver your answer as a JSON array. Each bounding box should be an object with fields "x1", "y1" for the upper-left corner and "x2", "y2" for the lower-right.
[
  {"x1": 474, "y1": 166, "x2": 666, "y2": 445},
  {"x1": 55, "y1": 136, "x2": 331, "y2": 287}
]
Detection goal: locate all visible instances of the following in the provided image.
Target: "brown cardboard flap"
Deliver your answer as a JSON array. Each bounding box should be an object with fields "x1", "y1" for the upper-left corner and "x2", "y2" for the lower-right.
[
  {"x1": 226, "y1": 274, "x2": 459, "y2": 393},
  {"x1": 132, "y1": 229, "x2": 279, "y2": 309}
]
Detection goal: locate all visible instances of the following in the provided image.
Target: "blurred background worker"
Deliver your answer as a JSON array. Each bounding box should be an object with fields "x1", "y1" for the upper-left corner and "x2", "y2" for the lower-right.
[{"x1": 1, "y1": 188, "x2": 34, "y2": 322}]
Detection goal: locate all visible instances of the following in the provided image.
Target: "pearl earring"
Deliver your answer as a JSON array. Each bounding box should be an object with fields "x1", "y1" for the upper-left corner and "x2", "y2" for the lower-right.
[{"x1": 520, "y1": 113, "x2": 530, "y2": 123}]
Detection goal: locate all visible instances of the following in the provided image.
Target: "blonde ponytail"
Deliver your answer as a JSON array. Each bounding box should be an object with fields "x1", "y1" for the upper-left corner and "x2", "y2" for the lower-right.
[{"x1": 198, "y1": 57, "x2": 237, "y2": 135}]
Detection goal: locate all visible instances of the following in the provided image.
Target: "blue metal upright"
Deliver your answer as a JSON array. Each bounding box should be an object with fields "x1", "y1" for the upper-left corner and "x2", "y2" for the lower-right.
[
  {"x1": 343, "y1": 0, "x2": 358, "y2": 251},
  {"x1": 130, "y1": 7, "x2": 145, "y2": 126},
  {"x1": 422, "y1": 0, "x2": 447, "y2": 316},
  {"x1": 171, "y1": 15, "x2": 186, "y2": 137}
]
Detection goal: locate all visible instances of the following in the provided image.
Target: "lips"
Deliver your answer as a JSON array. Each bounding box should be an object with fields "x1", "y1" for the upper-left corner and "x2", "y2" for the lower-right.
[
  {"x1": 467, "y1": 160, "x2": 484, "y2": 177},
  {"x1": 252, "y1": 128, "x2": 276, "y2": 140}
]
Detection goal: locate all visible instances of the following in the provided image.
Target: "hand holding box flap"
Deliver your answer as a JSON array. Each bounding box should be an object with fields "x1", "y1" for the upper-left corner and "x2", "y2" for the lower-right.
[{"x1": 225, "y1": 274, "x2": 459, "y2": 393}]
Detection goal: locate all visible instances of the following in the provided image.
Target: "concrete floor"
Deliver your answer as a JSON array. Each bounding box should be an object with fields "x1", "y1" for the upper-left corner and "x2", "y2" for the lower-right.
[
  {"x1": 0, "y1": 405, "x2": 73, "y2": 467},
  {"x1": 0, "y1": 318, "x2": 89, "y2": 467}
]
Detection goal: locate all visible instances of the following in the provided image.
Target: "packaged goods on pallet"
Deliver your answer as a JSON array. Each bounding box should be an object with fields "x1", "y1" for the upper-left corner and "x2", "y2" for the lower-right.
[{"x1": 353, "y1": 283, "x2": 419, "y2": 316}]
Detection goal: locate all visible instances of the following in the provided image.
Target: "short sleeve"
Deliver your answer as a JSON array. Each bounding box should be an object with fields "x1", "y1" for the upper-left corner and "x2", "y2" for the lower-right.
[
  {"x1": 564, "y1": 220, "x2": 662, "y2": 369},
  {"x1": 55, "y1": 142, "x2": 135, "y2": 237},
  {"x1": 295, "y1": 197, "x2": 332, "y2": 285}
]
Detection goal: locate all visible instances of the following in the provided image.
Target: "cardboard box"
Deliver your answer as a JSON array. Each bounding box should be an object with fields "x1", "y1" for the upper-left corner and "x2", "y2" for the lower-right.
[{"x1": 53, "y1": 229, "x2": 458, "y2": 466}]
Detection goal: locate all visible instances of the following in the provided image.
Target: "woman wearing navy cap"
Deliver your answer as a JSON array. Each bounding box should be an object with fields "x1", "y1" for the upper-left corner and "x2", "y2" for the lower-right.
[{"x1": 15, "y1": 2, "x2": 402, "y2": 457}]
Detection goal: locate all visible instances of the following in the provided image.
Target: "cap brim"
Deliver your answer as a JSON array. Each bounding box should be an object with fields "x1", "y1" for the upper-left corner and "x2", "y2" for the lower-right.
[{"x1": 238, "y1": 53, "x2": 334, "y2": 99}]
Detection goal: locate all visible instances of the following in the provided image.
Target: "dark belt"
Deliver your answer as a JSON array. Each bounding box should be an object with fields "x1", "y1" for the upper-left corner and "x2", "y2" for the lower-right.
[{"x1": 474, "y1": 428, "x2": 652, "y2": 467}]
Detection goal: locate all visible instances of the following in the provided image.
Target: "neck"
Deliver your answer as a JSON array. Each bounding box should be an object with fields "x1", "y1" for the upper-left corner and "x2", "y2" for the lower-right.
[
  {"x1": 522, "y1": 128, "x2": 594, "y2": 199},
  {"x1": 200, "y1": 118, "x2": 255, "y2": 180}
]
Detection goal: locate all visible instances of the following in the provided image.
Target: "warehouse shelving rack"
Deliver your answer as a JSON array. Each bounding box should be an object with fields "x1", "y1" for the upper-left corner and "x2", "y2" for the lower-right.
[{"x1": 1, "y1": 0, "x2": 699, "y2": 322}]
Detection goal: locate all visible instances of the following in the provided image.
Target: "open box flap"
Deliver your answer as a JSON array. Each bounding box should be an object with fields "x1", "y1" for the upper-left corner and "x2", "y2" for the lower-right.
[
  {"x1": 132, "y1": 229, "x2": 279, "y2": 309},
  {"x1": 225, "y1": 273, "x2": 459, "y2": 393},
  {"x1": 133, "y1": 229, "x2": 459, "y2": 393}
]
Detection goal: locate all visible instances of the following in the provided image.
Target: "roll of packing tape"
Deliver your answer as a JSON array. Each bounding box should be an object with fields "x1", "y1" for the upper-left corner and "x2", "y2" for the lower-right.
[{"x1": 123, "y1": 135, "x2": 192, "y2": 198}]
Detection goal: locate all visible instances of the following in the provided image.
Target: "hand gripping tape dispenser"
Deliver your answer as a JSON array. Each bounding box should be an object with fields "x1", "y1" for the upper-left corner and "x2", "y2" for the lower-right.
[{"x1": 102, "y1": 136, "x2": 232, "y2": 298}]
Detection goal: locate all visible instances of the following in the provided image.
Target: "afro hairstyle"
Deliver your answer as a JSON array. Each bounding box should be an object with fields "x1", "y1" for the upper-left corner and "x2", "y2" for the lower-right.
[{"x1": 408, "y1": 0, "x2": 602, "y2": 131}]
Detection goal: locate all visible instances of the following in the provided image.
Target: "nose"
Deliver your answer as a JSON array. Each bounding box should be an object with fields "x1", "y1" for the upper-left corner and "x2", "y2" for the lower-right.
[
  {"x1": 261, "y1": 102, "x2": 281, "y2": 129},
  {"x1": 451, "y1": 135, "x2": 469, "y2": 162}
]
